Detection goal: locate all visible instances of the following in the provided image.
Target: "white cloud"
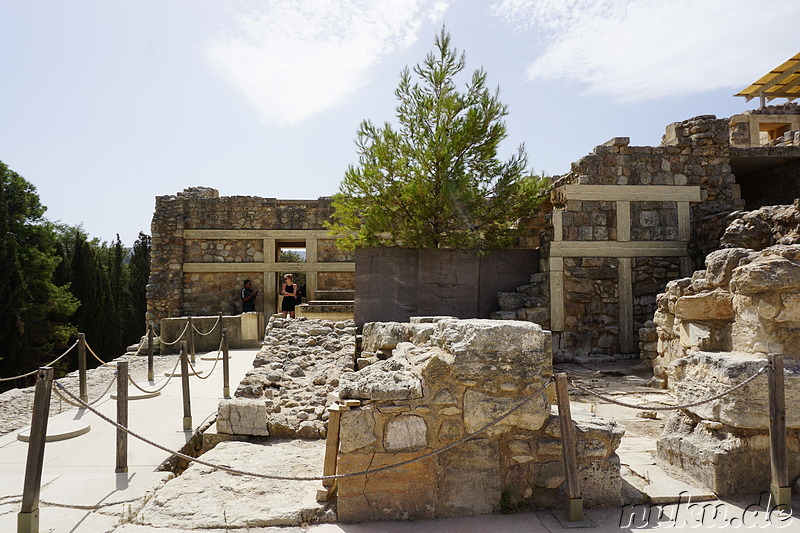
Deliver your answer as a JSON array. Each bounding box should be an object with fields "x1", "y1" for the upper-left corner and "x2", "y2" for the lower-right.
[
  {"x1": 490, "y1": 0, "x2": 800, "y2": 101},
  {"x1": 205, "y1": 0, "x2": 449, "y2": 127}
]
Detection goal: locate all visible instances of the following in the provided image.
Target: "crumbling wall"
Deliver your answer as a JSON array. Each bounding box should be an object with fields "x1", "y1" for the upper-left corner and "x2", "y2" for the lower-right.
[
  {"x1": 335, "y1": 318, "x2": 624, "y2": 521},
  {"x1": 651, "y1": 203, "x2": 800, "y2": 493},
  {"x1": 148, "y1": 188, "x2": 354, "y2": 324}
]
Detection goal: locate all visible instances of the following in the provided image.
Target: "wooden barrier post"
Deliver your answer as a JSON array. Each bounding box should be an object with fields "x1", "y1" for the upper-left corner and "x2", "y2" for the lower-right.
[
  {"x1": 78, "y1": 333, "x2": 88, "y2": 402},
  {"x1": 222, "y1": 329, "x2": 230, "y2": 399},
  {"x1": 555, "y1": 373, "x2": 583, "y2": 522},
  {"x1": 317, "y1": 403, "x2": 343, "y2": 502},
  {"x1": 115, "y1": 361, "x2": 129, "y2": 473},
  {"x1": 188, "y1": 317, "x2": 196, "y2": 364},
  {"x1": 18, "y1": 367, "x2": 54, "y2": 533},
  {"x1": 768, "y1": 353, "x2": 790, "y2": 508},
  {"x1": 147, "y1": 322, "x2": 155, "y2": 382},
  {"x1": 180, "y1": 342, "x2": 192, "y2": 430}
]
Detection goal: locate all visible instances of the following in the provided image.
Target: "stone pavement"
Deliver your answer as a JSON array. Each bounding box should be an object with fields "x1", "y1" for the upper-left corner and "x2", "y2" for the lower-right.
[{"x1": 0, "y1": 347, "x2": 260, "y2": 533}]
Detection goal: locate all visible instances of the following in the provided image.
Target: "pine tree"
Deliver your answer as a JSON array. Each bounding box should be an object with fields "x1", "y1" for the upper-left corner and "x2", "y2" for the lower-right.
[
  {"x1": 125, "y1": 232, "x2": 150, "y2": 344},
  {"x1": 330, "y1": 29, "x2": 549, "y2": 250}
]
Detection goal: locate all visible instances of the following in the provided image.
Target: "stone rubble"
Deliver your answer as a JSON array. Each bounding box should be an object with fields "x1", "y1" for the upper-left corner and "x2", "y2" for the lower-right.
[{"x1": 216, "y1": 316, "x2": 357, "y2": 439}]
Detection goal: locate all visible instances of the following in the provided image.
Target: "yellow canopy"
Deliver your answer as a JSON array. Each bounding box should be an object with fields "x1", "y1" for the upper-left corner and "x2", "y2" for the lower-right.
[{"x1": 735, "y1": 53, "x2": 800, "y2": 102}]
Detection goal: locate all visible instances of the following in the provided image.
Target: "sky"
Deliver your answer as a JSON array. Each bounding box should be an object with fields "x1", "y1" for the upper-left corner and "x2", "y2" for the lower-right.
[{"x1": 2, "y1": 0, "x2": 798, "y2": 245}]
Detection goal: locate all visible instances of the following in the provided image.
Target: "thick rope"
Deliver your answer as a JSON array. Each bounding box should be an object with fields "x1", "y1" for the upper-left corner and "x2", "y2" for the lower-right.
[
  {"x1": 0, "y1": 340, "x2": 79, "y2": 382},
  {"x1": 53, "y1": 377, "x2": 553, "y2": 481},
  {"x1": 569, "y1": 365, "x2": 768, "y2": 411},
  {"x1": 52, "y1": 372, "x2": 118, "y2": 408},
  {"x1": 159, "y1": 323, "x2": 191, "y2": 347},
  {"x1": 85, "y1": 341, "x2": 118, "y2": 368},
  {"x1": 127, "y1": 356, "x2": 182, "y2": 394},
  {"x1": 185, "y1": 338, "x2": 224, "y2": 380},
  {"x1": 191, "y1": 316, "x2": 222, "y2": 336}
]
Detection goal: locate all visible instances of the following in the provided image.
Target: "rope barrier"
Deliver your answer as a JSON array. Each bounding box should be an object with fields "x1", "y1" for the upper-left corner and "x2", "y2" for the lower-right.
[
  {"x1": 52, "y1": 377, "x2": 554, "y2": 482},
  {"x1": 569, "y1": 365, "x2": 768, "y2": 411},
  {"x1": 127, "y1": 356, "x2": 182, "y2": 395},
  {"x1": 85, "y1": 341, "x2": 118, "y2": 368},
  {"x1": 159, "y1": 323, "x2": 191, "y2": 347},
  {"x1": 191, "y1": 316, "x2": 222, "y2": 336},
  {"x1": 0, "y1": 340, "x2": 79, "y2": 382},
  {"x1": 52, "y1": 372, "x2": 117, "y2": 408},
  {"x1": 185, "y1": 338, "x2": 224, "y2": 380}
]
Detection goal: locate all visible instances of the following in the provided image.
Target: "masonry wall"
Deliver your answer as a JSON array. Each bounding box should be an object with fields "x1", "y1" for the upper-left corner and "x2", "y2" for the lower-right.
[{"x1": 148, "y1": 187, "x2": 354, "y2": 325}]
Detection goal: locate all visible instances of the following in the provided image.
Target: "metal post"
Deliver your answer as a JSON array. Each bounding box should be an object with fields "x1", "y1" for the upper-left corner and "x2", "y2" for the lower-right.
[
  {"x1": 555, "y1": 373, "x2": 583, "y2": 522},
  {"x1": 222, "y1": 328, "x2": 230, "y2": 399},
  {"x1": 188, "y1": 317, "x2": 196, "y2": 364},
  {"x1": 147, "y1": 322, "x2": 155, "y2": 382},
  {"x1": 180, "y1": 342, "x2": 192, "y2": 430},
  {"x1": 18, "y1": 367, "x2": 54, "y2": 533},
  {"x1": 768, "y1": 354, "x2": 790, "y2": 508},
  {"x1": 78, "y1": 333, "x2": 87, "y2": 403},
  {"x1": 115, "y1": 361, "x2": 128, "y2": 473}
]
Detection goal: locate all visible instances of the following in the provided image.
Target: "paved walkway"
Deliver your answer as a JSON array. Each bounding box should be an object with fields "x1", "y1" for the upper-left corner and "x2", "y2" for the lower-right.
[{"x1": 0, "y1": 347, "x2": 260, "y2": 533}]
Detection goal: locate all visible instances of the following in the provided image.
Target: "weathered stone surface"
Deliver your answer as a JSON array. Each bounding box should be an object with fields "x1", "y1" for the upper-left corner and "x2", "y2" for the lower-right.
[
  {"x1": 384, "y1": 415, "x2": 427, "y2": 451},
  {"x1": 657, "y1": 412, "x2": 800, "y2": 496},
  {"x1": 674, "y1": 290, "x2": 733, "y2": 320},
  {"x1": 435, "y1": 439, "x2": 500, "y2": 517},
  {"x1": 338, "y1": 357, "x2": 423, "y2": 401},
  {"x1": 704, "y1": 247, "x2": 752, "y2": 287},
  {"x1": 463, "y1": 390, "x2": 548, "y2": 434},
  {"x1": 730, "y1": 255, "x2": 800, "y2": 295},
  {"x1": 339, "y1": 407, "x2": 377, "y2": 453},
  {"x1": 667, "y1": 351, "x2": 800, "y2": 429},
  {"x1": 361, "y1": 322, "x2": 410, "y2": 352},
  {"x1": 133, "y1": 440, "x2": 327, "y2": 528},
  {"x1": 430, "y1": 319, "x2": 552, "y2": 381},
  {"x1": 337, "y1": 452, "x2": 436, "y2": 522},
  {"x1": 216, "y1": 398, "x2": 270, "y2": 436}
]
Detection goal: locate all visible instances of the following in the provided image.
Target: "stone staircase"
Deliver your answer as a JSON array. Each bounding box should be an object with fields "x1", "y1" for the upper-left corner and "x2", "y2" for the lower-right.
[
  {"x1": 296, "y1": 289, "x2": 354, "y2": 319},
  {"x1": 490, "y1": 272, "x2": 551, "y2": 328}
]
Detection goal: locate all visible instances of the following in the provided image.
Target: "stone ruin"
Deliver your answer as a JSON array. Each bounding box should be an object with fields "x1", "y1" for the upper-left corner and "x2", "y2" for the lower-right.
[
  {"x1": 649, "y1": 201, "x2": 800, "y2": 495},
  {"x1": 334, "y1": 318, "x2": 624, "y2": 521}
]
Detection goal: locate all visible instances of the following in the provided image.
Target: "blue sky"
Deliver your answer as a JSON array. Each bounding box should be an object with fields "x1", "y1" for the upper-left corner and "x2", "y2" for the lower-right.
[{"x1": 2, "y1": 0, "x2": 798, "y2": 245}]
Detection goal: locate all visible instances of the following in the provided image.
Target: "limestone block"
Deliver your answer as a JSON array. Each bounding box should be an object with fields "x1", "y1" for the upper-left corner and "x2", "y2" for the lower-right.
[
  {"x1": 463, "y1": 390, "x2": 549, "y2": 435},
  {"x1": 730, "y1": 257, "x2": 800, "y2": 295},
  {"x1": 704, "y1": 247, "x2": 752, "y2": 287},
  {"x1": 339, "y1": 407, "x2": 377, "y2": 453},
  {"x1": 361, "y1": 322, "x2": 410, "y2": 352},
  {"x1": 216, "y1": 398, "x2": 270, "y2": 436},
  {"x1": 435, "y1": 439, "x2": 500, "y2": 517},
  {"x1": 667, "y1": 351, "x2": 800, "y2": 429},
  {"x1": 338, "y1": 357, "x2": 423, "y2": 401},
  {"x1": 657, "y1": 412, "x2": 800, "y2": 496},
  {"x1": 775, "y1": 292, "x2": 800, "y2": 322},
  {"x1": 430, "y1": 319, "x2": 552, "y2": 382},
  {"x1": 674, "y1": 289, "x2": 733, "y2": 320},
  {"x1": 409, "y1": 323, "x2": 436, "y2": 345},
  {"x1": 384, "y1": 415, "x2": 428, "y2": 451},
  {"x1": 337, "y1": 451, "x2": 436, "y2": 522}
]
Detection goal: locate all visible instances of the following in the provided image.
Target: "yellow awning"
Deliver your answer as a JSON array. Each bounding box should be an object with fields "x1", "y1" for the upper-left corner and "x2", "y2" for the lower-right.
[{"x1": 735, "y1": 53, "x2": 800, "y2": 102}]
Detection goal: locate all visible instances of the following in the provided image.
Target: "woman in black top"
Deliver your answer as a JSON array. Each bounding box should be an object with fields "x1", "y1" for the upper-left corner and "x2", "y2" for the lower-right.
[{"x1": 280, "y1": 274, "x2": 298, "y2": 318}]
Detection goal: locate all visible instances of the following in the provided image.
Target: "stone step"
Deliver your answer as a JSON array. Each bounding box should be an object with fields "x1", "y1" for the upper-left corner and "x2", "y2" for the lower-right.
[
  {"x1": 313, "y1": 289, "x2": 354, "y2": 301},
  {"x1": 298, "y1": 303, "x2": 354, "y2": 314},
  {"x1": 306, "y1": 300, "x2": 354, "y2": 306},
  {"x1": 621, "y1": 450, "x2": 716, "y2": 504}
]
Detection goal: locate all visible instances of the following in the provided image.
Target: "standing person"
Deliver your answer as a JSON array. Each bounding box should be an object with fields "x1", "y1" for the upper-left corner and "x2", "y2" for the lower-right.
[
  {"x1": 241, "y1": 279, "x2": 258, "y2": 313},
  {"x1": 280, "y1": 274, "x2": 298, "y2": 318}
]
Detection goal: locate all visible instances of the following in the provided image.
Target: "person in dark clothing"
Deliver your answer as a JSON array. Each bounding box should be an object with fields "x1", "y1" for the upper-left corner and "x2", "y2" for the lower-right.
[
  {"x1": 280, "y1": 274, "x2": 298, "y2": 318},
  {"x1": 241, "y1": 279, "x2": 258, "y2": 312}
]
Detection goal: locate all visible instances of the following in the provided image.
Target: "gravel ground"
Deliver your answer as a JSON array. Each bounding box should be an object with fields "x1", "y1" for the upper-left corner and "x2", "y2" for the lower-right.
[{"x1": 0, "y1": 350, "x2": 181, "y2": 437}]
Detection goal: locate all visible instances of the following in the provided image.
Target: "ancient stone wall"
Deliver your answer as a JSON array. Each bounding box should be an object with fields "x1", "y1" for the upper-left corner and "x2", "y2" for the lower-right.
[
  {"x1": 148, "y1": 188, "x2": 355, "y2": 324},
  {"x1": 335, "y1": 318, "x2": 624, "y2": 521}
]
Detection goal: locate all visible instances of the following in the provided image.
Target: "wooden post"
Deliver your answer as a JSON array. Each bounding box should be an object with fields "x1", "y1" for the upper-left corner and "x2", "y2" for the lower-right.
[
  {"x1": 768, "y1": 353, "x2": 790, "y2": 507},
  {"x1": 180, "y1": 342, "x2": 192, "y2": 430},
  {"x1": 222, "y1": 329, "x2": 230, "y2": 399},
  {"x1": 78, "y1": 333, "x2": 88, "y2": 402},
  {"x1": 147, "y1": 322, "x2": 155, "y2": 382},
  {"x1": 555, "y1": 373, "x2": 583, "y2": 522},
  {"x1": 322, "y1": 404, "x2": 342, "y2": 488},
  {"x1": 18, "y1": 367, "x2": 54, "y2": 533},
  {"x1": 188, "y1": 317, "x2": 196, "y2": 364},
  {"x1": 115, "y1": 361, "x2": 129, "y2": 473}
]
